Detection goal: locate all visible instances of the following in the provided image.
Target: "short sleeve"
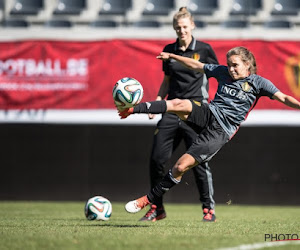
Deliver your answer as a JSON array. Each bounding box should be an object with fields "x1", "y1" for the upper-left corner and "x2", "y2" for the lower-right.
[
  {"x1": 204, "y1": 64, "x2": 228, "y2": 80},
  {"x1": 205, "y1": 44, "x2": 219, "y2": 64},
  {"x1": 257, "y1": 76, "x2": 279, "y2": 99}
]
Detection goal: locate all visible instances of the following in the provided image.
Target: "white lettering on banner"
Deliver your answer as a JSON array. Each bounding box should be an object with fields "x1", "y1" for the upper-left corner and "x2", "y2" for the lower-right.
[
  {"x1": 0, "y1": 83, "x2": 87, "y2": 91},
  {"x1": 1, "y1": 109, "x2": 46, "y2": 121},
  {"x1": 0, "y1": 58, "x2": 88, "y2": 76}
]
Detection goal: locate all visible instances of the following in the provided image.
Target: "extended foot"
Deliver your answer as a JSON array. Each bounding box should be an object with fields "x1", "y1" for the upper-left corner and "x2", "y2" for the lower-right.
[
  {"x1": 202, "y1": 208, "x2": 216, "y2": 222},
  {"x1": 139, "y1": 204, "x2": 166, "y2": 222},
  {"x1": 125, "y1": 195, "x2": 150, "y2": 213}
]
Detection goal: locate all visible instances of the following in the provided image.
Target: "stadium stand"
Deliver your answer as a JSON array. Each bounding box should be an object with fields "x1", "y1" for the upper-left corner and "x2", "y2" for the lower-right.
[
  {"x1": 188, "y1": 0, "x2": 218, "y2": 15},
  {"x1": 89, "y1": 19, "x2": 119, "y2": 27},
  {"x1": 271, "y1": 0, "x2": 300, "y2": 16},
  {"x1": 193, "y1": 20, "x2": 206, "y2": 28},
  {"x1": 10, "y1": 0, "x2": 43, "y2": 15},
  {"x1": 0, "y1": 0, "x2": 3, "y2": 21},
  {"x1": 3, "y1": 18, "x2": 29, "y2": 27},
  {"x1": 44, "y1": 19, "x2": 72, "y2": 28},
  {"x1": 221, "y1": 19, "x2": 250, "y2": 28},
  {"x1": 131, "y1": 20, "x2": 161, "y2": 27},
  {"x1": 229, "y1": 0, "x2": 262, "y2": 16},
  {"x1": 53, "y1": 0, "x2": 86, "y2": 15},
  {"x1": 0, "y1": 0, "x2": 299, "y2": 32},
  {"x1": 142, "y1": 0, "x2": 175, "y2": 16},
  {"x1": 98, "y1": 0, "x2": 132, "y2": 15},
  {"x1": 264, "y1": 19, "x2": 292, "y2": 28}
]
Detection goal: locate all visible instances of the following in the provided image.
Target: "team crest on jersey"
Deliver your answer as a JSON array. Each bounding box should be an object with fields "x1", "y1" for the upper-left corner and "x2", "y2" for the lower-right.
[
  {"x1": 285, "y1": 54, "x2": 300, "y2": 97},
  {"x1": 192, "y1": 53, "x2": 200, "y2": 61},
  {"x1": 192, "y1": 100, "x2": 201, "y2": 106},
  {"x1": 241, "y1": 82, "x2": 251, "y2": 92}
]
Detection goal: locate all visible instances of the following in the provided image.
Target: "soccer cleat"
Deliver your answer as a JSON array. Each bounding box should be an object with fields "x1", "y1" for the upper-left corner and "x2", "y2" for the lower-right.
[
  {"x1": 202, "y1": 208, "x2": 216, "y2": 222},
  {"x1": 139, "y1": 204, "x2": 167, "y2": 222},
  {"x1": 125, "y1": 195, "x2": 150, "y2": 213},
  {"x1": 118, "y1": 107, "x2": 133, "y2": 119}
]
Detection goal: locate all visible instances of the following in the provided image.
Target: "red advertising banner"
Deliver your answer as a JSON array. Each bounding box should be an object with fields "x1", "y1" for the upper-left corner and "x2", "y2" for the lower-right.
[{"x1": 0, "y1": 40, "x2": 300, "y2": 110}]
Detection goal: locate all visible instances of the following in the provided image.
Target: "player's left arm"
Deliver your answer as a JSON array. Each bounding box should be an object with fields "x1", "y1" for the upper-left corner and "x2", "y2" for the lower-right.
[{"x1": 272, "y1": 91, "x2": 300, "y2": 109}]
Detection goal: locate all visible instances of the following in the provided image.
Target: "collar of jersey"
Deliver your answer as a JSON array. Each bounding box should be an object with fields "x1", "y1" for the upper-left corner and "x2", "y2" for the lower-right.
[{"x1": 175, "y1": 36, "x2": 196, "y2": 52}]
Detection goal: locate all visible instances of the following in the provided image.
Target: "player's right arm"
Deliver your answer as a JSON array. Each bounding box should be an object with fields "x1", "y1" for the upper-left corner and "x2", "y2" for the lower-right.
[
  {"x1": 157, "y1": 75, "x2": 170, "y2": 100},
  {"x1": 157, "y1": 52, "x2": 205, "y2": 73}
]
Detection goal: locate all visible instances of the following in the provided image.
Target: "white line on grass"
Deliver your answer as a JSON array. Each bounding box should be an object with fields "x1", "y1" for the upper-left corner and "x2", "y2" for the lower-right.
[{"x1": 217, "y1": 240, "x2": 300, "y2": 250}]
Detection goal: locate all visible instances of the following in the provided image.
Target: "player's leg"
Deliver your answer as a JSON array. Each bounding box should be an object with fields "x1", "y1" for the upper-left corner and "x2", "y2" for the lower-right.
[
  {"x1": 140, "y1": 114, "x2": 180, "y2": 221},
  {"x1": 192, "y1": 163, "x2": 216, "y2": 222},
  {"x1": 182, "y1": 122, "x2": 216, "y2": 222},
  {"x1": 125, "y1": 116, "x2": 230, "y2": 216},
  {"x1": 166, "y1": 99, "x2": 193, "y2": 120},
  {"x1": 118, "y1": 99, "x2": 193, "y2": 120},
  {"x1": 125, "y1": 153, "x2": 197, "y2": 213}
]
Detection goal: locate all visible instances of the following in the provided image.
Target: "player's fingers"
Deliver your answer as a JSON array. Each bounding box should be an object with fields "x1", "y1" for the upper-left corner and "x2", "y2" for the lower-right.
[{"x1": 148, "y1": 113, "x2": 155, "y2": 119}]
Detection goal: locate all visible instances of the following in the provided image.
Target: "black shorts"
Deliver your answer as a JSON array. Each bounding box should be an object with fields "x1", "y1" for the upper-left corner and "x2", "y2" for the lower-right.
[{"x1": 186, "y1": 100, "x2": 230, "y2": 164}]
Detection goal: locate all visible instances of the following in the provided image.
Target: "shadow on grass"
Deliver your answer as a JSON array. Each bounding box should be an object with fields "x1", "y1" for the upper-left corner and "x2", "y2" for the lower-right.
[{"x1": 83, "y1": 224, "x2": 150, "y2": 228}]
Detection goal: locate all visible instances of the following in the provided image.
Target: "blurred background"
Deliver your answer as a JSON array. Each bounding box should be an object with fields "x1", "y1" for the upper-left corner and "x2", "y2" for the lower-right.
[{"x1": 0, "y1": 0, "x2": 300, "y2": 205}]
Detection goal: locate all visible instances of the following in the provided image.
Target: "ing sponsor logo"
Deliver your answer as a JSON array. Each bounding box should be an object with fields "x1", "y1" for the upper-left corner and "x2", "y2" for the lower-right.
[{"x1": 285, "y1": 53, "x2": 300, "y2": 97}]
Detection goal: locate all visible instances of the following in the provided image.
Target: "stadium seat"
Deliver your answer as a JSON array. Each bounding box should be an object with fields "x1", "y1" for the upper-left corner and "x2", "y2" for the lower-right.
[
  {"x1": 2, "y1": 19, "x2": 29, "y2": 27},
  {"x1": 131, "y1": 20, "x2": 161, "y2": 28},
  {"x1": 264, "y1": 19, "x2": 292, "y2": 28},
  {"x1": 188, "y1": 0, "x2": 218, "y2": 15},
  {"x1": 142, "y1": 0, "x2": 175, "y2": 16},
  {"x1": 44, "y1": 19, "x2": 72, "y2": 28},
  {"x1": 98, "y1": 0, "x2": 132, "y2": 15},
  {"x1": 229, "y1": 0, "x2": 262, "y2": 16},
  {"x1": 53, "y1": 0, "x2": 86, "y2": 15},
  {"x1": 193, "y1": 20, "x2": 206, "y2": 28},
  {"x1": 89, "y1": 20, "x2": 119, "y2": 27},
  {"x1": 10, "y1": 0, "x2": 43, "y2": 15},
  {"x1": 221, "y1": 19, "x2": 249, "y2": 28},
  {"x1": 271, "y1": 0, "x2": 300, "y2": 15}
]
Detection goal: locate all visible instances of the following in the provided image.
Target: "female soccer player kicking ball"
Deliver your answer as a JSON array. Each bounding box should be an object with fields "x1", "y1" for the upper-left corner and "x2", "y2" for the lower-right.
[{"x1": 118, "y1": 47, "x2": 300, "y2": 219}]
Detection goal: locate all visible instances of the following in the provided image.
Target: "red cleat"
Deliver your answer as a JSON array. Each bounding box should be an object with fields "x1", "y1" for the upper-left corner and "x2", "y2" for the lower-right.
[{"x1": 118, "y1": 107, "x2": 133, "y2": 119}]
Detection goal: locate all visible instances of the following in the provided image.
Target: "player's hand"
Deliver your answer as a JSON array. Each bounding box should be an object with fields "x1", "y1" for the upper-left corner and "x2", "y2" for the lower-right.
[
  {"x1": 156, "y1": 52, "x2": 171, "y2": 61},
  {"x1": 118, "y1": 108, "x2": 133, "y2": 119},
  {"x1": 148, "y1": 113, "x2": 155, "y2": 119}
]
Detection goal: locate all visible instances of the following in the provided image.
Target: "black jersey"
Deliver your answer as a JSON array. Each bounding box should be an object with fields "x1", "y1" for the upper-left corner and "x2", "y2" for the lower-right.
[{"x1": 163, "y1": 37, "x2": 218, "y2": 103}]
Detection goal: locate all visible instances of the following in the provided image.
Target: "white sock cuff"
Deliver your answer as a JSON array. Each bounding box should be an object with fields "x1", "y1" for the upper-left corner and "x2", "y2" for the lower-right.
[{"x1": 168, "y1": 169, "x2": 180, "y2": 184}]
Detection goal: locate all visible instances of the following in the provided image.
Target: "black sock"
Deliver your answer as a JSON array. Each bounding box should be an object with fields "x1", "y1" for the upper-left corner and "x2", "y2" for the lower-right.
[
  {"x1": 147, "y1": 170, "x2": 180, "y2": 203},
  {"x1": 133, "y1": 100, "x2": 167, "y2": 114},
  {"x1": 153, "y1": 197, "x2": 163, "y2": 208}
]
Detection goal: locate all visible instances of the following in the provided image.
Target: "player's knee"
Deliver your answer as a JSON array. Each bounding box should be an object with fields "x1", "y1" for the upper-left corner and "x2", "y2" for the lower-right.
[
  {"x1": 174, "y1": 160, "x2": 190, "y2": 175},
  {"x1": 172, "y1": 98, "x2": 186, "y2": 108},
  {"x1": 168, "y1": 99, "x2": 190, "y2": 112},
  {"x1": 173, "y1": 153, "x2": 197, "y2": 175}
]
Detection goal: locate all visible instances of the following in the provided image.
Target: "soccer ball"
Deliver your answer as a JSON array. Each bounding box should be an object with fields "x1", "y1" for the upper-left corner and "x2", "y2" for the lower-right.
[
  {"x1": 112, "y1": 77, "x2": 143, "y2": 108},
  {"x1": 84, "y1": 196, "x2": 112, "y2": 221}
]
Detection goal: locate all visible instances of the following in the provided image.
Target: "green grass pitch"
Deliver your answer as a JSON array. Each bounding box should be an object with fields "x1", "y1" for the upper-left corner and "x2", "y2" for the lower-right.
[{"x1": 0, "y1": 201, "x2": 300, "y2": 250}]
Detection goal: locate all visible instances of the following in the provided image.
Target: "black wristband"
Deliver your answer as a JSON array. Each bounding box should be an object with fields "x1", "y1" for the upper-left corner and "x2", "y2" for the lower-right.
[{"x1": 133, "y1": 100, "x2": 167, "y2": 114}]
